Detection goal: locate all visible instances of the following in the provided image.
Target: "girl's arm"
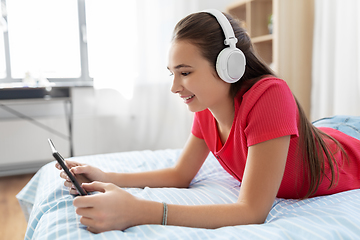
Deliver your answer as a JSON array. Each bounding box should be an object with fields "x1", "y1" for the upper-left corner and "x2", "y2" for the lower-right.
[
  {"x1": 69, "y1": 133, "x2": 210, "y2": 189},
  {"x1": 164, "y1": 135, "x2": 290, "y2": 228},
  {"x1": 108, "y1": 133, "x2": 210, "y2": 188},
  {"x1": 73, "y1": 135, "x2": 290, "y2": 232}
]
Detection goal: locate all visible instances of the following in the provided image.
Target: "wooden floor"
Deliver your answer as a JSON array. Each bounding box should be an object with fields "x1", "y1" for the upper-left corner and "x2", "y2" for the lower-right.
[{"x1": 0, "y1": 173, "x2": 34, "y2": 240}]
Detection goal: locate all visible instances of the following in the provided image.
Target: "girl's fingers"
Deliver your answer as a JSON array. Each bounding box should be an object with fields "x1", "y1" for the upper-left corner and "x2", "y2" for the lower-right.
[
  {"x1": 71, "y1": 166, "x2": 85, "y2": 174},
  {"x1": 76, "y1": 207, "x2": 97, "y2": 219},
  {"x1": 70, "y1": 188, "x2": 79, "y2": 195},
  {"x1": 87, "y1": 226, "x2": 100, "y2": 234},
  {"x1": 56, "y1": 159, "x2": 81, "y2": 170},
  {"x1": 63, "y1": 180, "x2": 79, "y2": 195},
  {"x1": 73, "y1": 182, "x2": 113, "y2": 207},
  {"x1": 80, "y1": 216, "x2": 94, "y2": 226},
  {"x1": 60, "y1": 171, "x2": 70, "y2": 181},
  {"x1": 73, "y1": 194, "x2": 97, "y2": 208},
  {"x1": 64, "y1": 180, "x2": 73, "y2": 188},
  {"x1": 55, "y1": 162, "x2": 62, "y2": 170},
  {"x1": 81, "y1": 181, "x2": 114, "y2": 193}
]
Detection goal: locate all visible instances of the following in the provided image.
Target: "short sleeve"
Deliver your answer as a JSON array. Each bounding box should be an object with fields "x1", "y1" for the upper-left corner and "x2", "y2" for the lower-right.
[
  {"x1": 243, "y1": 79, "x2": 299, "y2": 146},
  {"x1": 191, "y1": 112, "x2": 204, "y2": 139}
]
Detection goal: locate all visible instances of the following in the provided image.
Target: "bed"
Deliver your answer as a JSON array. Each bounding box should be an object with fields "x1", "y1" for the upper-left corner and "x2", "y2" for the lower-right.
[{"x1": 17, "y1": 149, "x2": 360, "y2": 239}]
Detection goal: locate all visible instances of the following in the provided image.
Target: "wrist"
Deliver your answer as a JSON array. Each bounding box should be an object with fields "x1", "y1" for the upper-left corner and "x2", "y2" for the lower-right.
[
  {"x1": 104, "y1": 171, "x2": 117, "y2": 184},
  {"x1": 135, "y1": 199, "x2": 163, "y2": 226}
]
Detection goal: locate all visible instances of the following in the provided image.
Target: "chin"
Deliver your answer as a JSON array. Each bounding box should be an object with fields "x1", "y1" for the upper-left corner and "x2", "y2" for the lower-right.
[{"x1": 187, "y1": 105, "x2": 207, "y2": 113}]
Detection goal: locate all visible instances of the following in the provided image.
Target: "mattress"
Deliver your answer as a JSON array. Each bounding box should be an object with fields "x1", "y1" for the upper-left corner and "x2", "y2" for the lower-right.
[{"x1": 17, "y1": 149, "x2": 360, "y2": 239}]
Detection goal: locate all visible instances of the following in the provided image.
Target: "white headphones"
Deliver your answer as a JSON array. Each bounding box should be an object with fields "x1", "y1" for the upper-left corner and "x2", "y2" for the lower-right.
[{"x1": 202, "y1": 9, "x2": 246, "y2": 83}]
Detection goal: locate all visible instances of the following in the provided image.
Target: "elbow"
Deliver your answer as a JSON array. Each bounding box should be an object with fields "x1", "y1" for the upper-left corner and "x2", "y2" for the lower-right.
[
  {"x1": 175, "y1": 177, "x2": 192, "y2": 188},
  {"x1": 244, "y1": 212, "x2": 267, "y2": 225},
  {"x1": 251, "y1": 215, "x2": 267, "y2": 225},
  {"x1": 234, "y1": 203, "x2": 269, "y2": 225},
  {"x1": 169, "y1": 167, "x2": 193, "y2": 188},
  {"x1": 246, "y1": 206, "x2": 269, "y2": 225}
]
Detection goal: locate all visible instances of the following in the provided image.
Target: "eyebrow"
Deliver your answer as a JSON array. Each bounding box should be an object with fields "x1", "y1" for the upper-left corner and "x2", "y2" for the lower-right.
[{"x1": 167, "y1": 64, "x2": 193, "y2": 70}]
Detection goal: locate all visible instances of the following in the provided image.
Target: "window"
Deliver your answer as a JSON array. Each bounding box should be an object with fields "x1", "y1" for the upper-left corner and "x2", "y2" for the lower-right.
[{"x1": 0, "y1": 0, "x2": 91, "y2": 85}]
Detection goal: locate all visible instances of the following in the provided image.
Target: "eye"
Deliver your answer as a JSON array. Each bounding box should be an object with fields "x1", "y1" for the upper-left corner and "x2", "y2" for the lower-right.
[
  {"x1": 181, "y1": 72, "x2": 190, "y2": 76},
  {"x1": 169, "y1": 72, "x2": 174, "y2": 77}
]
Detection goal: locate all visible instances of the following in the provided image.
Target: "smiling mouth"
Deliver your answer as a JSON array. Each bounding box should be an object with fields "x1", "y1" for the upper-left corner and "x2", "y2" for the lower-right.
[{"x1": 183, "y1": 95, "x2": 195, "y2": 102}]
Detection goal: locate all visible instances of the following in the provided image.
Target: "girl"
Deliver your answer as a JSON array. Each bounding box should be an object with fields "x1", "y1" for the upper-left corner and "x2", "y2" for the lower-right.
[{"x1": 56, "y1": 10, "x2": 360, "y2": 233}]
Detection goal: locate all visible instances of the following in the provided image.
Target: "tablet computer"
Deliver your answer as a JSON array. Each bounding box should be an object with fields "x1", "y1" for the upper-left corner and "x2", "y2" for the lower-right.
[{"x1": 47, "y1": 138, "x2": 87, "y2": 196}]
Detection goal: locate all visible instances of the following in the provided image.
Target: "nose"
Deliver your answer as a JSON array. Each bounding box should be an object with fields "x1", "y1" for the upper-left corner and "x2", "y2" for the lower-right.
[{"x1": 170, "y1": 75, "x2": 183, "y2": 94}]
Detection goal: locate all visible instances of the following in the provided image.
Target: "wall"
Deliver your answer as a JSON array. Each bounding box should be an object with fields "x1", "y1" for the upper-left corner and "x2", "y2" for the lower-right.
[{"x1": 0, "y1": 84, "x2": 194, "y2": 176}]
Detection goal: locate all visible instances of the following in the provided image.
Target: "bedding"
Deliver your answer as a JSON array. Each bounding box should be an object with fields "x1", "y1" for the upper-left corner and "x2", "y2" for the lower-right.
[{"x1": 17, "y1": 149, "x2": 360, "y2": 239}]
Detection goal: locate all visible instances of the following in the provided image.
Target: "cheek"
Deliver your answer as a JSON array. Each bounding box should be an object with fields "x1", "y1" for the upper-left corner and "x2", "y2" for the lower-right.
[
  {"x1": 196, "y1": 81, "x2": 230, "y2": 106},
  {"x1": 207, "y1": 78, "x2": 231, "y2": 96},
  {"x1": 189, "y1": 70, "x2": 230, "y2": 99}
]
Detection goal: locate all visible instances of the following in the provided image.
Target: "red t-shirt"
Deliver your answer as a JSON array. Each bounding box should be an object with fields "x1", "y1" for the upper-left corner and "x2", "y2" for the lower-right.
[{"x1": 192, "y1": 77, "x2": 360, "y2": 198}]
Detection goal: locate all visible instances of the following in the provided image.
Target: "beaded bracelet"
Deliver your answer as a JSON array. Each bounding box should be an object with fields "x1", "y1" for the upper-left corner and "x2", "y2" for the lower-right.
[{"x1": 161, "y1": 202, "x2": 168, "y2": 225}]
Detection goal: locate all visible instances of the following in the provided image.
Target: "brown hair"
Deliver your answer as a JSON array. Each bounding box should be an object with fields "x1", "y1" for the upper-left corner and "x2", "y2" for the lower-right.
[{"x1": 172, "y1": 11, "x2": 346, "y2": 198}]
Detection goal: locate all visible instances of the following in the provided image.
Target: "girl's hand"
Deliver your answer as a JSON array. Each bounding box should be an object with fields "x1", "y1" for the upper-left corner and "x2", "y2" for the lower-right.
[
  {"x1": 73, "y1": 182, "x2": 144, "y2": 233},
  {"x1": 55, "y1": 160, "x2": 107, "y2": 195}
]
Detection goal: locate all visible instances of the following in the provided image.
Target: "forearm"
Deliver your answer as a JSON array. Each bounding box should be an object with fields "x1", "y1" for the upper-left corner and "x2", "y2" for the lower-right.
[
  {"x1": 138, "y1": 201, "x2": 266, "y2": 229},
  {"x1": 170, "y1": 203, "x2": 268, "y2": 228},
  {"x1": 107, "y1": 134, "x2": 209, "y2": 189},
  {"x1": 107, "y1": 167, "x2": 191, "y2": 189}
]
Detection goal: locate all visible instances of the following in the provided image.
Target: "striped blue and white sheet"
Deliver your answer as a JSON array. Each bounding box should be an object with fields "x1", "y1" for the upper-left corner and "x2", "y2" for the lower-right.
[{"x1": 17, "y1": 149, "x2": 360, "y2": 239}]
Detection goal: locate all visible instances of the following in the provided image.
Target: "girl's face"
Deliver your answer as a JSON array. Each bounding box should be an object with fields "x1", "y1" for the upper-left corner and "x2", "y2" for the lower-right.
[{"x1": 168, "y1": 40, "x2": 232, "y2": 113}]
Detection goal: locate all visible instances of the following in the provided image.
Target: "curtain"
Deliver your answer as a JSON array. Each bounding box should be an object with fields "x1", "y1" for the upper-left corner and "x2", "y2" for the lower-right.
[
  {"x1": 87, "y1": 0, "x2": 199, "y2": 98},
  {"x1": 311, "y1": 0, "x2": 360, "y2": 121},
  {"x1": 76, "y1": 0, "x2": 200, "y2": 153}
]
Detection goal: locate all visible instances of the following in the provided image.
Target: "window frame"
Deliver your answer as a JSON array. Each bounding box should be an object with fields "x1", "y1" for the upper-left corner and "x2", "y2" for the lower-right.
[{"x1": 0, "y1": 0, "x2": 93, "y2": 86}]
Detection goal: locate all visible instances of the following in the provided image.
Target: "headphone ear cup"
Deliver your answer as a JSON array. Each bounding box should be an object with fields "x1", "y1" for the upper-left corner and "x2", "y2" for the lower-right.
[{"x1": 216, "y1": 48, "x2": 246, "y2": 83}]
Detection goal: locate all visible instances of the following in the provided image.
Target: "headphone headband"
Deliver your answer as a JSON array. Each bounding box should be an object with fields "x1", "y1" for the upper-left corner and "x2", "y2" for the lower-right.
[
  {"x1": 201, "y1": 9, "x2": 246, "y2": 83},
  {"x1": 201, "y1": 9, "x2": 238, "y2": 48}
]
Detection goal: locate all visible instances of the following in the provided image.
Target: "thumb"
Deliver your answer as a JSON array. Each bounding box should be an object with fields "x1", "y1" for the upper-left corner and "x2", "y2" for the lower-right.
[
  {"x1": 72, "y1": 165, "x2": 90, "y2": 175},
  {"x1": 82, "y1": 181, "x2": 111, "y2": 193}
]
